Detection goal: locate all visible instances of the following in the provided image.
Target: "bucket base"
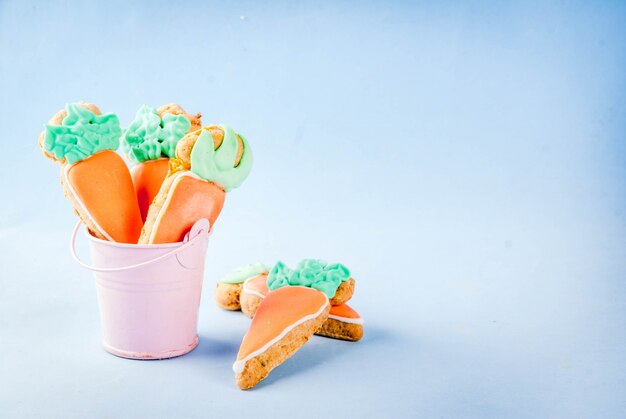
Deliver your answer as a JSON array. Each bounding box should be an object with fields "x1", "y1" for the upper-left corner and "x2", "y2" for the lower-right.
[{"x1": 102, "y1": 335, "x2": 199, "y2": 360}]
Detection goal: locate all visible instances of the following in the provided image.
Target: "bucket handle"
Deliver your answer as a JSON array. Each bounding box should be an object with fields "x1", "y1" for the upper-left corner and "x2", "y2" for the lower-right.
[{"x1": 69, "y1": 221, "x2": 209, "y2": 273}]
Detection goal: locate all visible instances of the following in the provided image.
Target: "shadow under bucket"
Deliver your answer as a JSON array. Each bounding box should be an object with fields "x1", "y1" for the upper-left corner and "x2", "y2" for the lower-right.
[{"x1": 70, "y1": 219, "x2": 210, "y2": 360}]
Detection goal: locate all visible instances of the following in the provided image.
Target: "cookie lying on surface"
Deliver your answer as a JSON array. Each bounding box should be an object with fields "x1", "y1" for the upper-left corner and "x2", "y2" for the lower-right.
[
  {"x1": 214, "y1": 263, "x2": 269, "y2": 311},
  {"x1": 221, "y1": 259, "x2": 355, "y2": 317},
  {"x1": 317, "y1": 304, "x2": 363, "y2": 342},
  {"x1": 233, "y1": 286, "x2": 330, "y2": 390},
  {"x1": 139, "y1": 125, "x2": 253, "y2": 244},
  {"x1": 121, "y1": 104, "x2": 200, "y2": 222},
  {"x1": 38, "y1": 102, "x2": 143, "y2": 243},
  {"x1": 242, "y1": 282, "x2": 363, "y2": 341},
  {"x1": 219, "y1": 260, "x2": 364, "y2": 342}
]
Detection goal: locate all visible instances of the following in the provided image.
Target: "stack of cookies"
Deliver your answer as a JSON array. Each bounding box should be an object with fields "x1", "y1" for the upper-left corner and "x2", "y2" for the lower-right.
[{"x1": 215, "y1": 259, "x2": 364, "y2": 389}]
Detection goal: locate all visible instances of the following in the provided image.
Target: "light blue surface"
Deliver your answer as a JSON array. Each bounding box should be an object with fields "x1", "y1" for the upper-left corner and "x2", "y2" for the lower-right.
[{"x1": 1, "y1": 1, "x2": 625, "y2": 417}]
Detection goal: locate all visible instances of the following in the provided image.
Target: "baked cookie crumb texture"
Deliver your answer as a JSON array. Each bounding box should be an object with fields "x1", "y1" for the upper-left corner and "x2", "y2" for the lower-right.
[
  {"x1": 214, "y1": 264, "x2": 269, "y2": 311},
  {"x1": 316, "y1": 304, "x2": 363, "y2": 341},
  {"x1": 233, "y1": 286, "x2": 330, "y2": 390}
]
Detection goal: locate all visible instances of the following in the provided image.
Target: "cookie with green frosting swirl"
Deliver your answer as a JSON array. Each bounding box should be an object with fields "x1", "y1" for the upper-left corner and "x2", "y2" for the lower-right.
[
  {"x1": 173, "y1": 125, "x2": 253, "y2": 192},
  {"x1": 39, "y1": 102, "x2": 122, "y2": 164},
  {"x1": 267, "y1": 259, "x2": 355, "y2": 304},
  {"x1": 189, "y1": 125, "x2": 253, "y2": 192},
  {"x1": 121, "y1": 105, "x2": 192, "y2": 164}
]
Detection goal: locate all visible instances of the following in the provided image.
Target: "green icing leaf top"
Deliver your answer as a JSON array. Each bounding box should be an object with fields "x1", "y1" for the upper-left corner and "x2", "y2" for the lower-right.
[
  {"x1": 267, "y1": 259, "x2": 351, "y2": 298},
  {"x1": 189, "y1": 125, "x2": 253, "y2": 192},
  {"x1": 120, "y1": 105, "x2": 191, "y2": 163},
  {"x1": 42, "y1": 103, "x2": 122, "y2": 164},
  {"x1": 219, "y1": 263, "x2": 269, "y2": 284}
]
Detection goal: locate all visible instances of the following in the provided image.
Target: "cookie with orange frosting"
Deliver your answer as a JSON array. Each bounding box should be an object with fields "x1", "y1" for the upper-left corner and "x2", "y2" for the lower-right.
[
  {"x1": 38, "y1": 102, "x2": 143, "y2": 243},
  {"x1": 216, "y1": 260, "x2": 354, "y2": 315},
  {"x1": 139, "y1": 125, "x2": 253, "y2": 244},
  {"x1": 317, "y1": 304, "x2": 363, "y2": 341},
  {"x1": 121, "y1": 104, "x2": 201, "y2": 222},
  {"x1": 247, "y1": 261, "x2": 364, "y2": 341},
  {"x1": 221, "y1": 260, "x2": 364, "y2": 341},
  {"x1": 214, "y1": 263, "x2": 269, "y2": 311},
  {"x1": 242, "y1": 287, "x2": 363, "y2": 341},
  {"x1": 233, "y1": 286, "x2": 330, "y2": 390}
]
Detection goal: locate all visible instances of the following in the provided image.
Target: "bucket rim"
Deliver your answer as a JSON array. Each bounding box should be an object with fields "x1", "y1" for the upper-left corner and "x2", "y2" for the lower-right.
[
  {"x1": 83, "y1": 228, "x2": 183, "y2": 249},
  {"x1": 71, "y1": 220, "x2": 210, "y2": 273}
]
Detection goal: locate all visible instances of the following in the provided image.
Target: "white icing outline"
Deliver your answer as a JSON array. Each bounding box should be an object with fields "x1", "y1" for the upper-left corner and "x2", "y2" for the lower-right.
[
  {"x1": 239, "y1": 280, "x2": 364, "y2": 324},
  {"x1": 232, "y1": 299, "x2": 329, "y2": 374},
  {"x1": 242, "y1": 276, "x2": 268, "y2": 299},
  {"x1": 328, "y1": 314, "x2": 364, "y2": 325},
  {"x1": 63, "y1": 163, "x2": 114, "y2": 242},
  {"x1": 149, "y1": 171, "x2": 204, "y2": 244}
]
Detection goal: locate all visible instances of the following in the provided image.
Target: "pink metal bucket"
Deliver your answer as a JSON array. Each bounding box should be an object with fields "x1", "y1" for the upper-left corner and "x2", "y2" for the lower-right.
[{"x1": 70, "y1": 219, "x2": 210, "y2": 360}]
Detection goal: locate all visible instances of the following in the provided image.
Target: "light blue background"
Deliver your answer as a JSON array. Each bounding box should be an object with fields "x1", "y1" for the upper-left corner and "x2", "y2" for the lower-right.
[{"x1": 1, "y1": 1, "x2": 625, "y2": 417}]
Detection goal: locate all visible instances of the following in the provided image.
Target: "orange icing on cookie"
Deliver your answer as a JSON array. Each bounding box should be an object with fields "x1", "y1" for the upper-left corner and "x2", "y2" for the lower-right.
[
  {"x1": 235, "y1": 286, "x2": 328, "y2": 364},
  {"x1": 329, "y1": 303, "x2": 361, "y2": 320},
  {"x1": 130, "y1": 158, "x2": 169, "y2": 222},
  {"x1": 150, "y1": 172, "x2": 225, "y2": 244},
  {"x1": 243, "y1": 274, "x2": 269, "y2": 298},
  {"x1": 65, "y1": 150, "x2": 143, "y2": 244}
]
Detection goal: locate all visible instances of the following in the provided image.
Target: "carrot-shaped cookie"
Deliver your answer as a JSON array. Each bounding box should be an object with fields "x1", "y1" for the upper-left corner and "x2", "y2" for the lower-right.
[
  {"x1": 139, "y1": 124, "x2": 253, "y2": 244},
  {"x1": 233, "y1": 286, "x2": 330, "y2": 390},
  {"x1": 214, "y1": 263, "x2": 269, "y2": 311},
  {"x1": 38, "y1": 102, "x2": 143, "y2": 243},
  {"x1": 239, "y1": 260, "x2": 363, "y2": 341},
  {"x1": 241, "y1": 277, "x2": 363, "y2": 341},
  {"x1": 217, "y1": 259, "x2": 355, "y2": 313},
  {"x1": 215, "y1": 261, "x2": 364, "y2": 341},
  {"x1": 121, "y1": 104, "x2": 201, "y2": 221}
]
